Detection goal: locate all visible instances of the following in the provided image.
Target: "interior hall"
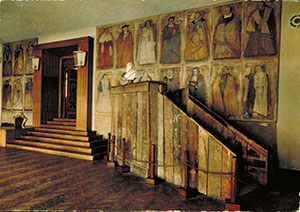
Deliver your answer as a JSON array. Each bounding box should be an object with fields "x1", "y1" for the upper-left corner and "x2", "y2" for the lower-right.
[{"x1": 0, "y1": 0, "x2": 299, "y2": 211}]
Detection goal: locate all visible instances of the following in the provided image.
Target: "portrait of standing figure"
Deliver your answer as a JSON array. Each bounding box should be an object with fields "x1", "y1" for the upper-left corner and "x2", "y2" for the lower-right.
[
  {"x1": 185, "y1": 10, "x2": 210, "y2": 61},
  {"x1": 2, "y1": 79, "x2": 12, "y2": 109},
  {"x1": 24, "y1": 77, "x2": 33, "y2": 110},
  {"x1": 3, "y1": 44, "x2": 12, "y2": 76},
  {"x1": 13, "y1": 44, "x2": 24, "y2": 76},
  {"x1": 213, "y1": 4, "x2": 241, "y2": 59},
  {"x1": 244, "y1": 65, "x2": 271, "y2": 119},
  {"x1": 13, "y1": 78, "x2": 23, "y2": 110},
  {"x1": 212, "y1": 65, "x2": 239, "y2": 118},
  {"x1": 188, "y1": 67, "x2": 207, "y2": 104},
  {"x1": 244, "y1": 2, "x2": 278, "y2": 57},
  {"x1": 160, "y1": 15, "x2": 182, "y2": 64},
  {"x1": 136, "y1": 20, "x2": 157, "y2": 65},
  {"x1": 96, "y1": 73, "x2": 112, "y2": 114},
  {"x1": 116, "y1": 24, "x2": 134, "y2": 68},
  {"x1": 97, "y1": 27, "x2": 114, "y2": 68},
  {"x1": 25, "y1": 38, "x2": 38, "y2": 74}
]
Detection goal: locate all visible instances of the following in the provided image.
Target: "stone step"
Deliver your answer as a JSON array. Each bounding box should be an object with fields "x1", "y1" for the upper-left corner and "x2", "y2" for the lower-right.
[
  {"x1": 34, "y1": 127, "x2": 96, "y2": 136},
  {"x1": 6, "y1": 143, "x2": 104, "y2": 161},
  {"x1": 40, "y1": 124, "x2": 76, "y2": 130},
  {"x1": 27, "y1": 131, "x2": 102, "y2": 142},
  {"x1": 53, "y1": 118, "x2": 76, "y2": 122},
  {"x1": 47, "y1": 121, "x2": 76, "y2": 126}
]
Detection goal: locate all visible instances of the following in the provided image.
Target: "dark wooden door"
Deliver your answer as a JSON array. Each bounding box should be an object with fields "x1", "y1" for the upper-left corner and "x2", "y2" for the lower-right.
[{"x1": 62, "y1": 68, "x2": 77, "y2": 118}]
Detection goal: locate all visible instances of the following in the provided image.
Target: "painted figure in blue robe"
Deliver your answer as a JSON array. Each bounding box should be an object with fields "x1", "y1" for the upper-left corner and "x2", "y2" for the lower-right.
[
  {"x1": 160, "y1": 16, "x2": 181, "y2": 63},
  {"x1": 188, "y1": 67, "x2": 206, "y2": 104}
]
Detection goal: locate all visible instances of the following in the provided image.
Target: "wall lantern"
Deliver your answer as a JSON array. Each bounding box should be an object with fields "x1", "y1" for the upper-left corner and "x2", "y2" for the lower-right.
[
  {"x1": 29, "y1": 56, "x2": 40, "y2": 71},
  {"x1": 73, "y1": 50, "x2": 87, "y2": 67}
]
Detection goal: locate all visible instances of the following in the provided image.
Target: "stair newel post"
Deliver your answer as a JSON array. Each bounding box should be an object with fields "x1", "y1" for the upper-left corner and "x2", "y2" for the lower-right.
[
  {"x1": 118, "y1": 138, "x2": 130, "y2": 173},
  {"x1": 104, "y1": 133, "x2": 111, "y2": 161},
  {"x1": 179, "y1": 150, "x2": 193, "y2": 198},
  {"x1": 107, "y1": 135, "x2": 117, "y2": 167},
  {"x1": 146, "y1": 144, "x2": 157, "y2": 185}
]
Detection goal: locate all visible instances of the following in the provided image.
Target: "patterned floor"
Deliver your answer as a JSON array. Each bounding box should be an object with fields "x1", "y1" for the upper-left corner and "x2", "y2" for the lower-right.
[{"x1": 0, "y1": 148, "x2": 225, "y2": 211}]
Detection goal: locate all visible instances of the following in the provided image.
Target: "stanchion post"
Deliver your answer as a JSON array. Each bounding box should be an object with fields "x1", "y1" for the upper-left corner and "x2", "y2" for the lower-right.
[
  {"x1": 146, "y1": 144, "x2": 157, "y2": 185},
  {"x1": 107, "y1": 135, "x2": 117, "y2": 167},
  {"x1": 104, "y1": 133, "x2": 111, "y2": 161},
  {"x1": 118, "y1": 138, "x2": 130, "y2": 173}
]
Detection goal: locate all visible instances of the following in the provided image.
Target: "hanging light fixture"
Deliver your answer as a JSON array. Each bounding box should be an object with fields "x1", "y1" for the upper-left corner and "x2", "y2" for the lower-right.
[
  {"x1": 29, "y1": 56, "x2": 40, "y2": 71},
  {"x1": 73, "y1": 50, "x2": 87, "y2": 67}
]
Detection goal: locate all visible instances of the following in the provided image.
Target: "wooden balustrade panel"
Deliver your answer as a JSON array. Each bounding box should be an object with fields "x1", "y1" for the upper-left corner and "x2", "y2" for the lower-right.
[
  {"x1": 164, "y1": 97, "x2": 174, "y2": 183},
  {"x1": 157, "y1": 93, "x2": 165, "y2": 179},
  {"x1": 188, "y1": 119, "x2": 199, "y2": 189},
  {"x1": 198, "y1": 127, "x2": 209, "y2": 195},
  {"x1": 173, "y1": 107, "x2": 183, "y2": 186},
  {"x1": 207, "y1": 136, "x2": 223, "y2": 199},
  {"x1": 180, "y1": 111, "x2": 189, "y2": 188}
]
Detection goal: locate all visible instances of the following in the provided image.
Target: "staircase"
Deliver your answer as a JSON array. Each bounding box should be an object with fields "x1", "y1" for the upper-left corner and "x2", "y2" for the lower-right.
[{"x1": 7, "y1": 118, "x2": 107, "y2": 160}]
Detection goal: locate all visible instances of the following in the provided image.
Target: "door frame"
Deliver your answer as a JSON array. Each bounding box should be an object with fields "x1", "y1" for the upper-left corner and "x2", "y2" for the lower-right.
[{"x1": 33, "y1": 37, "x2": 94, "y2": 131}]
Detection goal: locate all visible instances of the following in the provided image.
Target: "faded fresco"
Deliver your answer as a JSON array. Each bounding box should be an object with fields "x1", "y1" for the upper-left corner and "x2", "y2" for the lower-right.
[
  {"x1": 24, "y1": 77, "x2": 33, "y2": 110},
  {"x1": 184, "y1": 65, "x2": 210, "y2": 105},
  {"x1": 211, "y1": 62, "x2": 242, "y2": 118},
  {"x1": 116, "y1": 23, "x2": 134, "y2": 68},
  {"x1": 3, "y1": 44, "x2": 12, "y2": 77},
  {"x1": 242, "y1": 59, "x2": 278, "y2": 121},
  {"x1": 160, "y1": 13, "x2": 183, "y2": 64},
  {"x1": 185, "y1": 9, "x2": 210, "y2": 61},
  {"x1": 12, "y1": 78, "x2": 24, "y2": 110},
  {"x1": 213, "y1": 3, "x2": 242, "y2": 59},
  {"x1": 2, "y1": 78, "x2": 12, "y2": 110},
  {"x1": 97, "y1": 27, "x2": 114, "y2": 69},
  {"x1": 244, "y1": 1, "x2": 280, "y2": 58},
  {"x1": 2, "y1": 38, "x2": 37, "y2": 125},
  {"x1": 95, "y1": 71, "x2": 113, "y2": 114},
  {"x1": 93, "y1": 0, "x2": 281, "y2": 130},
  {"x1": 136, "y1": 19, "x2": 158, "y2": 65}
]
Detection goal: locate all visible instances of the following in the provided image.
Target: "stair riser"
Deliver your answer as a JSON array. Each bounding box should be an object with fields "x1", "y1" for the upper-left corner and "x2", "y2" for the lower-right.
[
  {"x1": 53, "y1": 118, "x2": 76, "y2": 122},
  {"x1": 21, "y1": 136, "x2": 90, "y2": 147},
  {"x1": 27, "y1": 131, "x2": 91, "y2": 141},
  {"x1": 34, "y1": 128, "x2": 96, "y2": 136},
  {"x1": 13, "y1": 139, "x2": 92, "y2": 154},
  {"x1": 40, "y1": 124, "x2": 76, "y2": 130},
  {"x1": 47, "y1": 121, "x2": 76, "y2": 126},
  {"x1": 6, "y1": 144, "x2": 94, "y2": 160}
]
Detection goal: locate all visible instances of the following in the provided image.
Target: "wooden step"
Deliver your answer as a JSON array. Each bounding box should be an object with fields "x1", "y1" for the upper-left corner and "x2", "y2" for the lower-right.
[
  {"x1": 34, "y1": 127, "x2": 96, "y2": 136},
  {"x1": 13, "y1": 139, "x2": 92, "y2": 154},
  {"x1": 21, "y1": 135, "x2": 91, "y2": 147},
  {"x1": 53, "y1": 118, "x2": 76, "y2": 122},
  {"x1": 7, "y1": 143, "x2": 95, "y2": 160},
  {"x1": 47, "y1": 121, "x2": 76, "y2": 126},
  {"x1": 40, "y1": 124, "x2": 76, "y2": 130},
  {"x1": 26, "y1": 131, "x2": 102, "y2": 142}
]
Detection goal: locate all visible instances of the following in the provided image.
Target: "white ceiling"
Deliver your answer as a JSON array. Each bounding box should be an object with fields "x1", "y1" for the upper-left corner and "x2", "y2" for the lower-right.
[{"x1": 0, "y1": 0, "x2": 232, "y2": 43}]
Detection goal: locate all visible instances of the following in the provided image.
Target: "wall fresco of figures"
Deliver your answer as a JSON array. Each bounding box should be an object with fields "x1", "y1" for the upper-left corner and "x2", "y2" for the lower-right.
[
  {"x1": 1, "y1": 38, "x2": 37, "y2": 124},
  {"x1": 93, "y1": 0, "x2": 280, "y2": 126}
]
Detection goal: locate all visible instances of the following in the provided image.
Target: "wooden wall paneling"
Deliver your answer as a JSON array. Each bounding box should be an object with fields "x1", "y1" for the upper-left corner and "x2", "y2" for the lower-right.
[
  {"x1": 221, "y1": 147, "x2": 232, "y2": 201},
  {"x1": 157, "y1": 93, "x2": 165, "y2": 179},
  {"x1": 207, "y1": 136, "x2": 222, "y2": 199},
  {"x1": 136, "y1": 92, "x2": 144, "y2": 167},
  {"x1": 141, "y1": 91, "x2": 149, "y2": 170},
  {"x1": 33, "y1": 49, "x2": 42, "y2": 127},
  {"x1": 173, "y1": 108, "x2": 182, "y2": 186},
  {"x1": 122, "y1": 94, "x2": 129, "y2": 140},
  {"x1": 188, "y1": 119, "x2": 198, "y2": 188},
  {"x1": 180, "y1": 112, "x2": 189, "y2": 187},
  {"x1": 117, "y1": 93, "x2": 123, "y2": 157},
  {"x1": 198, "y1": 127, "x2": 209, "y2": 195},
  {"x1": 164, "y1": 97, "x2": 174, "y2": 183},
  {"x1": 130, "y1": 93, "x2": 138, "y2": 167},
  {"x1": 76, "y1": 38, "x2": 93, "y2": 131}
]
